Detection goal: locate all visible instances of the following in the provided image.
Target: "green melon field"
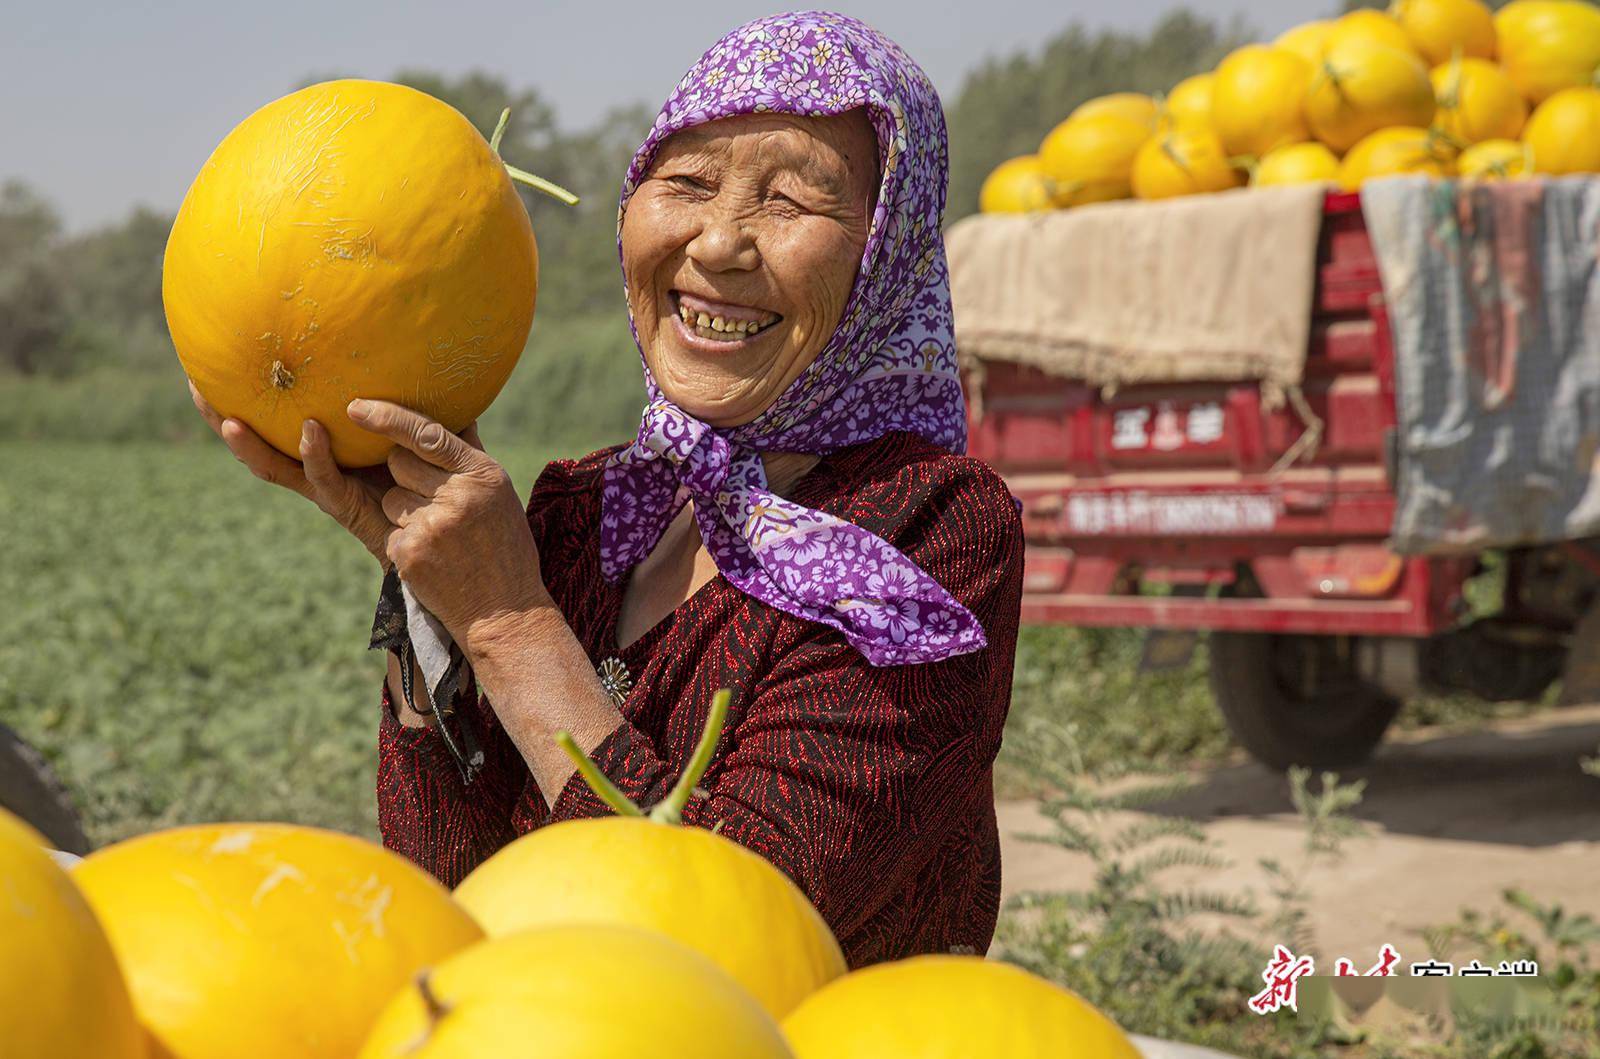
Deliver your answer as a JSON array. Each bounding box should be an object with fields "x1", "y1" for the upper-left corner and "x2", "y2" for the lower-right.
[
  {"x1": 0, "y1": 439, "x2": 572, "y2": 841},
  {"x1": 1, "y1": 437, "x2": 1247, "y2": 846}
]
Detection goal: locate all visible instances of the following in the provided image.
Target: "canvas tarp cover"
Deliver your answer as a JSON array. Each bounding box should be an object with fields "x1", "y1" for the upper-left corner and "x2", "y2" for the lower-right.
[{"x1": 944, "y1": 183, "x2": 1328, "y2": 406}]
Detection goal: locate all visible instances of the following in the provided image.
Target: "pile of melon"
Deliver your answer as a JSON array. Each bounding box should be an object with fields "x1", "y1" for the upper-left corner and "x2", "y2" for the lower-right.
[
  {"x1": 1, "y1": 694, "x2": 1144, "y2": 1058},
  {"x1": 981, "y1": 0, "x2": 1600, "y2": 211}
]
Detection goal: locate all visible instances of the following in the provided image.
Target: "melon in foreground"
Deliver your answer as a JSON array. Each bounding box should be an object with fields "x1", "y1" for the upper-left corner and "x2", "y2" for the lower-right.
[
  {"x1": 163, "y1": 79, "x2": 546, "y2": 467},
  {"x1": 453, "y1": 690, "x2": 847, "y2": 1020},
  {"x1": 781, "y1": 955, "x2": 1143, "y2": 1059},
  {"x1": 73, "y1": 822, "x2": 484, "y2": 1059},
  {"x1": 0, "y1": 807, "x2": 145, "y2": 1059},
  {"x1": 357, "y1": 925, "x2": 795, "y2": 1059}
]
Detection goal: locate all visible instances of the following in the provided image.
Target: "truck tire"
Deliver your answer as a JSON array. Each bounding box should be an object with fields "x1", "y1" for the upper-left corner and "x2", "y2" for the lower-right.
[
  {"x1": 1559, "y1": 601, "x2": 1600, "y2": 706},
  {"x1": 0, "y1": 723, "x2": 90, "y2": 855},
  {"x1": 1208, "y1": 632, "x2": 1401, "y2": 771}
]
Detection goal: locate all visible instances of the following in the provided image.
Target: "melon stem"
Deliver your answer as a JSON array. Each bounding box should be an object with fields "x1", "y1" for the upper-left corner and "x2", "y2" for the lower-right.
[
  {"x1": 490, "y1": 106, "x2": 580, "y2": 206},
  {"x1": 417, "y1": 970, "x2": 451, "y2": 1023},
  {"x1": 506, "y1": 165, "x2": 581, "y2": 206},
  {"x1": 490, "y1": 108, "x2": 511, "y2": 155},
  {"x1": 556, "y1": 732, "x2": 645, "y2": 817},
  {"x1": 650, "y1": 689, "x2": 731, "y2": 825},
  {"x1": 554, "y1": 688, "x2": 732, "y2": 824}
]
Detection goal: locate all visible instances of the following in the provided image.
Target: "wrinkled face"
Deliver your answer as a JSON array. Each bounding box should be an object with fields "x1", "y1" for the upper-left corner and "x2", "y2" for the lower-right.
[{"x1": 621, "y1": 109, "x2": 879, "y2": 428}]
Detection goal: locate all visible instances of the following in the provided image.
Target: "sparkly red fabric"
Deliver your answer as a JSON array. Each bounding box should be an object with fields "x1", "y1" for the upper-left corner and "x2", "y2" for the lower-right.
[{"x1": 376, "y1": 431, "x2": 1024, "y2": 966}]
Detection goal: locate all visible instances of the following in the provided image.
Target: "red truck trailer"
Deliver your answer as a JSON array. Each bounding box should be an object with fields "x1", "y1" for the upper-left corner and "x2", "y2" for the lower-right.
[{"x1": 962, "y1": 191, "x2": 1589, "y2": 770}]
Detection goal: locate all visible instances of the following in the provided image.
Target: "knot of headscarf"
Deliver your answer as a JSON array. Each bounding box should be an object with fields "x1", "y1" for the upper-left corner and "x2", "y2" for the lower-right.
[{"x1": 600, "y1": 11, "x2": 986, "y2": 666}]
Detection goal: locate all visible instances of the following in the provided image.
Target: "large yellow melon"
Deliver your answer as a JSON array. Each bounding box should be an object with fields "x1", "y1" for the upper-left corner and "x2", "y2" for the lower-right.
[
  {"x1": 74, "y1": 822, "x2": 484, "y2": 1059},
  {"x1": 979, "y1": 155, "x2": 1056, "y2": 213},
  {"x1": 1338, "y1": 127, "x2": 1455, "y2": 189},
  {"x1": 1070, "y1": 92, "x2": 1160, "y2": 131},
  {"x1": 1326, "y1": 9, "x2": 1420, "y2": 57},
  {"x1": 1524, "y1": 86, "x2": 1600, "y2": 173},
  {"x1": 1458, "y1": 138, "x2": 1532, "y2": 179},
  {"x1": 453, "y1": 690, "x2": 845, "y2": 1021},
  {"x1": 1274, "y1": 20, "x2": 1335, "y2": 65},
  {"x1": 1306, "y1": 39, "x2": 1437, "y2": 152},
  {"x1": 1211, "y1": 45, "x2": 1313, "y2": 159},
  {"x1": 1131, "y1": 128, "x2": 1244, "y2": 199},
  {"x1": 163, "y1": 79, "x2": 540, "y2": 467},
  {"x1": 1392, "y1": 0, "x2": 1497, "y2": 65},
  {"x1": 1496, "y1": 0, "x2": 1600, "y2": 104},
  {"x1": 1431, "y1": 57, "x2": 1528, "y2": 145},
  {"x1": 0, "y1": 808, "x2": 145, "y2": 1059},
  {"x1": 781, "y1": 956, "x2": 1142, "y2": 1059},
  {"x1": 358, "y1": 926, "x2": 795, "y2": 1059},
  {"x1": 1038, "y1": 114, "x2": 1151, "y2": 206},
  {"x1": 1163, "y1": 73, "x2": 1215, "y2": 130},
  {"x1": 1253, "y1": 142, "x2": 1342, "y2": 186},
  {"x1": 455, "y1": 818, "x2": 845, "y2": 1021}
]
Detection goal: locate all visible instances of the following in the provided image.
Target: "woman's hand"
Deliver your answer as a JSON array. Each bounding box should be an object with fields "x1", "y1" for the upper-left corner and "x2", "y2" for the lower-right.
[{"x1": 347, "y1": 399, "x2": 551, "y2": 653}]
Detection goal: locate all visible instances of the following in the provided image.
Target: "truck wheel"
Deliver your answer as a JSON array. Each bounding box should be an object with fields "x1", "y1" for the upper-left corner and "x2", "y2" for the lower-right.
[
  {"x1": 0, "y1": 723, "x2": 90, "y2": 855},
  {"x1": 1208, "y1": 632, "x2": 1401, "y2": 771},
  {"x1": 1559, "y1": 602, "x2": 1600, "y2": 706}
]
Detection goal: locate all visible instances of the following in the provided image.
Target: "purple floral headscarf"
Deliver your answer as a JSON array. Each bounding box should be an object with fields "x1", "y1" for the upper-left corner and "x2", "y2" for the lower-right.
[{"x1": 600, "y1": 10, "x2": 983, "y2": 666}]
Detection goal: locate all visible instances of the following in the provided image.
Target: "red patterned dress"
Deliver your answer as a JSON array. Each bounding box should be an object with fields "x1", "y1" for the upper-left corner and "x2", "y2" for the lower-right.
[{"x1": 376, "y1": 430, "x2": 1024, "y2": 966}]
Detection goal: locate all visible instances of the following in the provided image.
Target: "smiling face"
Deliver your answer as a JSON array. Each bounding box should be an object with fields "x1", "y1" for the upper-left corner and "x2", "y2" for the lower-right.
[{"x1": 620, "y1": 110, "x2": 879, "y2": 428}]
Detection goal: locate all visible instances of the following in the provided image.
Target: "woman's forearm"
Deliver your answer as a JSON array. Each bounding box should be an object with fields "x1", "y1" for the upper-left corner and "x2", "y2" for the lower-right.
[{"x1": 461, "y1": 604, "x2": 624, "y2": 808}]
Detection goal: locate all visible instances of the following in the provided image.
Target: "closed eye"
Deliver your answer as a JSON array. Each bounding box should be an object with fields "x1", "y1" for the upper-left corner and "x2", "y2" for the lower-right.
[
  {"x1": 668, "y1": 174, "x2": 711, "y2": 193},
  {"x1": 766, "y1": 189, "x2": 808, "y2": 213}
]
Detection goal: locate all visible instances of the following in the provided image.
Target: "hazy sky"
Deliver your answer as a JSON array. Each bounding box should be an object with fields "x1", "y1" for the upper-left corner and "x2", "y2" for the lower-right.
[{"x1": 1, "y1": 0, "x2": 1333, "y2": 231}]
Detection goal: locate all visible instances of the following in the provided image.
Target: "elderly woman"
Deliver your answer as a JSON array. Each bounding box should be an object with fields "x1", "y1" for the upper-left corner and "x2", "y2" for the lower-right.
[{"x1": 193, "y1": 12, "x2": 1023, "y2": 966}]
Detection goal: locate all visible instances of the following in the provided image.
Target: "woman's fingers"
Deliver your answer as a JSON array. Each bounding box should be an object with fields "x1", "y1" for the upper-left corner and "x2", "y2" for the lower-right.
[
  {"x1": 381, "y1": 486, "x2": 429, "y2": 528},
  {"x1": 219, "y1": 417, "x2": 313, "y2": 498},
  {"x1": 299, "y1": 420, "x2": 393, "y2": 562},
  {"x1": 386, "y1": 446, "x2": 451, "y2": 497},
  {"x1": 460, "y1": 421, "x2": 484, "y2": 452},
  {"x1": 348, "y1": 399, "x2": 486, "y2": 475},
  {"x1": 300, "y1": 420, "x2": 362, "y2": 512},
  {"x1": 193, "y1": 378, "x2": 312, "y2": 500},
  {"x1": 188, "y1": 379, "x2": 225, "y2": 437}
]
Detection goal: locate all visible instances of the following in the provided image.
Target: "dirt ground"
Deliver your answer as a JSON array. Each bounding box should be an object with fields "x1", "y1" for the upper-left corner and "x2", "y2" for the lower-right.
[{"x1": 999, "y1": 704, "x2": 1600, "y2": 967}]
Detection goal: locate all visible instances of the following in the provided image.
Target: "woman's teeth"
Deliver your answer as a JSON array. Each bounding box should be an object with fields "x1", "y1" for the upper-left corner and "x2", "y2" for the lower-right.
[{"x1": 677, "y1": 302, "x2": 776, "y2": 342}]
